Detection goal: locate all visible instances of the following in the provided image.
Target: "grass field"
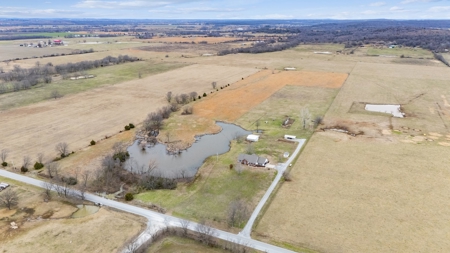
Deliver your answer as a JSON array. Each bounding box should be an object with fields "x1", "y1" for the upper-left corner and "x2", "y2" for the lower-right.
[
  {"x1": 255, "y1": 59, "x2": 450, "y2": 253},
  {"x1": 365, "y1": 46, "x2": 433, "y2": 58},
  {"x1": 146, "y1": 236, "x2": 232, "y2": 253},
  {"x1": 145, "y1": 36, "x2": 238, "y2": 44},
  {"x1": 0, "y1": 61, "x2": 186, "y2": 110},
  {"x1": 0, "y1": 176, "x2": 145, "y2": 253}
]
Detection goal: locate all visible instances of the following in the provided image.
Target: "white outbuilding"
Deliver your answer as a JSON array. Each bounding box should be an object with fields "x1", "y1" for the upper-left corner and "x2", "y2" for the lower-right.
[
  {"x1": 284, "y1": 135, "x2": 296, "y2": 140},
  {"x1": 247, "y1": 134, "x2": 260, "y2": 142}
]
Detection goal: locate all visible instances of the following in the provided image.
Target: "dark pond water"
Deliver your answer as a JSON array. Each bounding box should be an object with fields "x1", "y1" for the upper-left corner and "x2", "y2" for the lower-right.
[{"x1": 126, "y1": 122, "x2": 251, "y2": 178}]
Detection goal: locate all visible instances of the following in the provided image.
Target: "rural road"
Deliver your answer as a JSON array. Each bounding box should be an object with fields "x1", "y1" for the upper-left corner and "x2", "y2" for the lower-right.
[
  {"x1": 240, "y1": 139, "x2": 306, "y2": 238},
  {"x1": 0, "y1": 169, "x2": 297, "y2": 253}
]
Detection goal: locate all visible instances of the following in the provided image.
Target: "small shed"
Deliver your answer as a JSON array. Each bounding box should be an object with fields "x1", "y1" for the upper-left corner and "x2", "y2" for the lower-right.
[
  {"x1": 284, "y1": 135, "x2": 296, "y2": 140},
  {"x1": 284, "y1": 67, "x2": 296, "y2": 71},
  {"x1": 247, "y1": 134, "x2": 260, "y2": 142}
]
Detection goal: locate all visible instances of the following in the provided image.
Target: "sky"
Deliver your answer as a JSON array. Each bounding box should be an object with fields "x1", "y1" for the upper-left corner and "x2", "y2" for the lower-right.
[{"x1": 0, "y1": 0, "x2": 449, "y2": 19}]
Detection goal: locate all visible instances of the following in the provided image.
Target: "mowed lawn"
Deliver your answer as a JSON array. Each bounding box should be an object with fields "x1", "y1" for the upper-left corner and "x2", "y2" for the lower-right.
[{"x1": 255, "y1": 60, "x2": 450, "y2": 253}]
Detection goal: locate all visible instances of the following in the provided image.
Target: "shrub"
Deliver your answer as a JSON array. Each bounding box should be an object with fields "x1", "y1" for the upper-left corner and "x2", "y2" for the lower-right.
[
  {"x1": 129, "y1": 123, "x2": 135, "y2": 129},
  {"x1": 203, "y1": 93, "x2": 207, "y2": 97},
  {"x1": 113, "y1": 151, "x2": 130, "y2": 162},
  {"x1": 1, "y1": 162, "x2": 7, "y2": 167},
  {"x1": 124, "y1": 125, "x2": 131, "y2": 131},
  {"x1": 229, "y1": 164, "x2": 234, "y2": 170},
  {"x1": 198, "y1": 95, "x2": 201, "y2": 99},
  {"x1": 21, "y1": 166, "x2": 28, "y2": 173},
  {"x1": 34, "y1": 162, "x2": 44, "y2": 170},
  {"x1": 90, "y1": 140, "x2": 96, "y2": 145},
  {"x1": 62, "y1": 176, "x2": 78, "y2": 185},
  {"x1": 125, "y1": 193, "x2": 134, "y2": 201}
]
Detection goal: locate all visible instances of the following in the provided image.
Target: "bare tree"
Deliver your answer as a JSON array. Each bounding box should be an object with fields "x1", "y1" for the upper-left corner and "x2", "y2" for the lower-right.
[
  {"x1": 22, "y1": 156, "x2": 31, "y2": 169},
  {"x1": 55, "y1": 142, "x2": 69, "y2": 157},
  {"x1": 180, "y1": 219, "x2": 190, "y2": 236},
  {"x1": 0, "y1": 188, "x2": 19, "y2": 210},
  {"x1": 227, "y1": 199, "x2": 250, "y2": 228},
  {"x1": 255, "y1": 119, "x2": 260, "y2": 132},
  {"x1": 42, "y1": 181, "x2": 53, "y2": 201},
  {"x1": 46, "y1": 162, "x2": 60, "y2": 179},
  {"x1": 124, "y1": 241, "x2": 138, "y2": 253},
  {"x1": 314, "y1": 116, "x2": 323, "y2": 127},
  {"x1": 81, "y1": 169, "x2": 91, "y2": 188},
  {"x1": 283, "y1": 171, "x2": 292, "y2": 181},
  {"x1": 0, "y1": 149, "x2": 9, "y2": 163},
  {"x1": 301, "y1": 108, "x2": 311, "y2": 130},
  {"x1": 166, "y1": 91, "x2": 172, "y2": 103},
  {"x1": 165, "y1": 131, "x2": 171, "y2": 143},
  {"x1": 181, "y1": 106, "x2": 193, "y2": 115},
  {"x1": 211, "y1": 81, "x2": 217, "y2": 89},
  {"x1": 37, "y1": 152, "x2": 45, "y2": 164},
  {"x1": 245, "y1": 143, "x2": 254, "y2": 155},
  {"x1": 196, "y1": 219, "x2": 216, "y2": 246},
  {"x1": 189, "y1": 91, "x2": 198, "y2": 101},
  {"x1": 235, "y1": 162, "x2": 243, "y2": 175}
]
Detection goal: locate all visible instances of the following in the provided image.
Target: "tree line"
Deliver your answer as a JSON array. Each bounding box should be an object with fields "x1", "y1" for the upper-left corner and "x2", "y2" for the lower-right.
[{"x1": 0, "y1": 54, "x2": 139, "y2": 94}]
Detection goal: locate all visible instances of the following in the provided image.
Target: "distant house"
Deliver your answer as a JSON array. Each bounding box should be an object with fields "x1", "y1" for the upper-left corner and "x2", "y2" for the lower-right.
[
  {"x1": 284, "y1": 67, "x2": 296, "y2": 71},
  {"x1": 238, "y1": 154, "x2": 269, "y2": 167},
  {"x1": 53, "y1": 40, "x2": 63, "y2": 45}
]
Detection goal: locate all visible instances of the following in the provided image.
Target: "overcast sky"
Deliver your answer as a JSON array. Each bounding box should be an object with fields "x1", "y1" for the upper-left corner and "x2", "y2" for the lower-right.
[{"x1": 0, "y1": 0, "x2": 449, "y2": 19}]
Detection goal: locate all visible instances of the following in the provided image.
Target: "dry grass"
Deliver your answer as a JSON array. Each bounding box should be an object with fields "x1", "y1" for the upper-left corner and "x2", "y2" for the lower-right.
[
  {"x1": 0, "y1": 176, "x2": 145, "y2": 253},
  {"x1": 255, "y1": 60, "x2": 450, "y2": 253},
  {"x1": 144, "y1": 36, "x2": 237, "y2": 44},
  {"x1": 145, "y1": 236, "x2": 230, "y2": 253},
  {"x1": 0, "y1": 64, "x2": 258, "y2": 163}
]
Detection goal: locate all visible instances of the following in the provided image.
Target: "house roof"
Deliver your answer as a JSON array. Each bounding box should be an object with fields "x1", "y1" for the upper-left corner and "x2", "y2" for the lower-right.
[
  {"x1": 238, "y1": 154, "x2": 266, "y2": 164},
  {"x1": 257, "y1": 157, "x2": 267, "y2": 164}
]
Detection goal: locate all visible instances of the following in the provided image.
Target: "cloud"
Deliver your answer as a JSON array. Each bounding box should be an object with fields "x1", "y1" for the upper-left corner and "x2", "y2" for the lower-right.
[
  {"x1": 401, "y1": 0, "x2": 444, "y2": 4},
  {"x1": 370, "y1": 2, "x2": 386, "y2": 7},
  {"x1": 390, "y1": 6, "x2": 405, "y2": 11},
  {"x1": 428, "y1": 5, "x2": 450, "y2": 11},
  {"x1": 149, "y1": 7, "x2": 242, "y2": 14},
  {"x1": 73, "y1": 0, "x2": 201, "y2": 9},
  {"x1": 0, "y1": 7, "x2": 81, "y2": 17}
]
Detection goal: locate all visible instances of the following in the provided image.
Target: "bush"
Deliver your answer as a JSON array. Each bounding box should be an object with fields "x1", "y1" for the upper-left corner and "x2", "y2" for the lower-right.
[
  {"x1": 90, "y1": 140, "x2": 96, "y2": 145},
  {"x1": 129, "y1": 123, "x2": 135, "y2": 129},
  {"x1": 198, "y1": 95, "x2": 201, "y2": 99},
  {"x1": 203, "y1": 93, "x2": 207, "y2": 97},
  {"x1": 1, "y1": 162, "x2": 7, "y2": 167},
  {"x1": 62, "y1": 176, "x2": 78, "y2": 185},
  {"x1": 124, "y1": 125, "x2": 131, "y2": 131},
  {"x1": 125, "y1": 193, "x2": 134, "y2": 201},
  {"x1": 34, "y1": 162, "x2": 44, "y2": 170},
  {"x1": 21, "y1": 166, "x2": 28, "y2": 173},
  {"x1": 113, "y1": 151, "x2": 130, "y2": 162},
  {"x1": 229, "y1": 164, "x2": 234, "y2": 170}
]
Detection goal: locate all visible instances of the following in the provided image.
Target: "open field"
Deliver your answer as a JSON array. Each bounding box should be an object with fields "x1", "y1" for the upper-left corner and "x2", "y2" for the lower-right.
[
  {"x1": 0, "y1": 176, "x2": 145, "y2": 253},
  {"x1": 146, "y1": 236, "x2": 231, "y2": 253},
  {"x1": 145, "y1": 36, "x2": 238, "y2": 44},
  {"x1": 365, "y1": 46, "x2": 434, "y2": 58},
  {"x1": 255, "y1": 60, "x2": 450, "y2": 253},
  {"x1": 0, "y1": 44, "x2": 73, "y2": 61},
  {"x1": 0, "y1": 64, "x2": 258, "y2": 164},
  {"x1": 0, "y1": 61, "x2": 186, "y2": 111}
]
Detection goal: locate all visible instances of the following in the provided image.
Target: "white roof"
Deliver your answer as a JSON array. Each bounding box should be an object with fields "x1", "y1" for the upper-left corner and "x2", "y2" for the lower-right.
[{"x1": 247, "y1": 134, "x2": 260, "y2": 141}]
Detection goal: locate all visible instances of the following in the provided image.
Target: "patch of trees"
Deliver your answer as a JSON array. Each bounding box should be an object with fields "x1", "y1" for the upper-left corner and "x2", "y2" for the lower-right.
[
  {"x1": 0, "y1": 35, "x2": 51, "y2": 41},
  {"x1": 0, "y1": 54, "x2": 138, "y2": 94}
]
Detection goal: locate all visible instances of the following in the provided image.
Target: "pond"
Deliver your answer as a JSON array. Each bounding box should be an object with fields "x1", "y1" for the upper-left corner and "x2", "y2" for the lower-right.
[
  {"x1": 72, "y1": 205, "x2": 100, "y2": 218},
  {"x1": 126, "y1": 122, "x2": 251, "y2": 178},
  {"x1": 365, "y1": 104, "x2": 405, "y2": 118}
]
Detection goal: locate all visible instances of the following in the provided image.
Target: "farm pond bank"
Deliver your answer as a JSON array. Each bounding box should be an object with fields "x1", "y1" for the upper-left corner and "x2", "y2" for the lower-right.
[{"x1": 126, "y1": 122, "x2": 251, "y2": 178}]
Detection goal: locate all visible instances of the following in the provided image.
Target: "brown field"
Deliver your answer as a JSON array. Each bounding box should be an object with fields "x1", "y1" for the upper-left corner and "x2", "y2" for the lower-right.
[
  {"x1": 0, "y1": 176, "x2": 145, "y2": 253},
  {"x1": 0, "y1": 64, "x2": 258, "y2": 163},
  {"x1": 255, "y1": 60, "x2": 450, "y2": 253},
  {"x1": 144, "y1": 36, "x2": 237, "y2": 44},
  {"x1": 194, "y1": 70, "x2": 348, "y2": 122}
]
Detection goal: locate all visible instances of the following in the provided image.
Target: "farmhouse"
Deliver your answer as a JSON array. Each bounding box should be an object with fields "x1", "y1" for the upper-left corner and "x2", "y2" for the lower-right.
[
  {"x1": 238, "y1": 154, "x2": 269, "y2": 167},
  {"x1": 53, "y1": 40, "x2": 63, "y2": 45}
]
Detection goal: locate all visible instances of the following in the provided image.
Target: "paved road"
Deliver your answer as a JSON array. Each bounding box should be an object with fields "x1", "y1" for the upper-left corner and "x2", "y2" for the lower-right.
[
  {"x1": 0, "y1": 169, "x2": 297, "y2": 253},
  {"x1": 240, "y1": 139, "x2": 306, "y2": 238}
]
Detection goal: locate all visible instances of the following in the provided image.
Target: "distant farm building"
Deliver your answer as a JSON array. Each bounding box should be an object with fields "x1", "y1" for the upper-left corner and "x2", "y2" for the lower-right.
[
  {"x1": 284, "y1": 135, "x2": 296, "y2": 140},
  {"x1": 53, "y1": 40, "x2": 63, "y2": 45},
  {"x1": 247, "y1": 134, "x2": 260, "y2": 142},
  {"x1": 238, "y1": 154, "x2": 269, "y2": 167},
  {"x1": 284, "y1": 67, "x2": 296, "y2": 71}
]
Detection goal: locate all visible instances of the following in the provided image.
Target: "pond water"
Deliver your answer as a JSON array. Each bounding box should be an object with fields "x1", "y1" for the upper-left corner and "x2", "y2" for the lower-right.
[
  {"x1": 72, "y1": 205, "x2": 100, "y2": 218},
  {"x1": 365, "y1": 104, "x2": 404, "y2": 118},
  {"x1": 126, "y1": 122, "x2": 251, "y2": 178}
]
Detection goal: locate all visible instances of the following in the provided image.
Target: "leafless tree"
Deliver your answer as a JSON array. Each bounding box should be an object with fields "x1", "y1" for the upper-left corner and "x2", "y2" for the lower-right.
[
  {"x1": 227, "y1": 198, "x2": 250, "y2": 228},
  {"x1": 301, "y1": 107, "x2": 311, "y2": 130},
  {"x1": 113, "y1": 141, "x2": 127, "y2": 155},
  {"x1": 22, "y1": 155, "x2": 31, "y2": 169},
  {"x1": 166, "y1": 91, "x2": 172, "y2": 103},
  {"x1": 255, "y1": 119, "x2": 260, "y2": 132},
  {"x1": 124, "y1": 241, "x2": 138, "y2": 253},
  {"x1": 0, "y1": 149, "x2": 9, "y2": 163},
  {"x1": 35, "y1": 61, "x2": 40, "y2": 67},
  {"x1": 245, "y1": 143, "x2": 254, "y2": 155},
  {"x1": 81, "y1": 169, "x2": 90, "y2": 188},
  {"x1": 283, "y1": 171, "x2": 292, "y2": 181},
  {"x1": 211, "y1": 81, "x2": 217, "y2": 89},
  {"x1": 165, "y1": 131, "x2": 171, "y2": 143},
  {"x1": 50, "y1": 89, "x2": 62, "y2": 99},
  {"x1": 37, "y1": 152, "x2": 45, "y2": 164},
  {"x1": 0, "y1": 188, "x2": 18, "y2": 210},
  {"x1": 180, "y1": 93, "x2": 190, "y2": 104},
  {"x1": 46, "y1": 162, "x2": 60, "y2": 179},
  {"x1": 42, "y1": 181, "x2": 53, "y2": 201},
  {"x1": 182, "y1": 106, "x2": 193, "y2": 115},
  {"x1": 55, "y1": 142, "x2": 69, "y2": 157},
  {"x1": 196, "y1": 219, "x2": 216, "y2": 246},
  {"x1": 189, "y1": 91, "x2": 198, "y2": 101},
  {"x1": 314, "y1": 116, "x2": 323, "y2": 127},
  {"x1": 180, "y1": 219, "x2": 190, "y2": 236}
]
